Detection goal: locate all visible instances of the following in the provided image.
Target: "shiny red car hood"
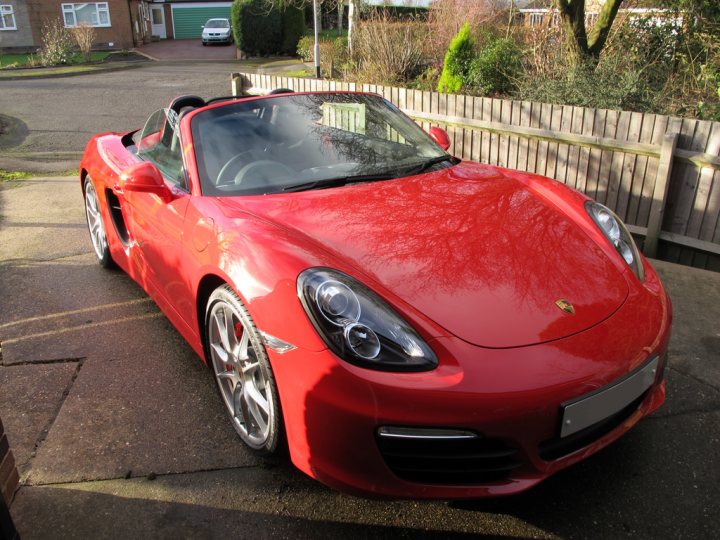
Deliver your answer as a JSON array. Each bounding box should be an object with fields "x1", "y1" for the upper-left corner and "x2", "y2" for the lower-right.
[{"x1": 219, "y1": 162, "x2": 629, "y2": 348}]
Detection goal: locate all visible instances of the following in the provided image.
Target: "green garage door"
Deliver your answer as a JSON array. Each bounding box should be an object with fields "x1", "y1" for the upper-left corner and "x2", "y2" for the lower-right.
[{"x1": 172, "y1": 4, "x2": 232, "y2": 40}]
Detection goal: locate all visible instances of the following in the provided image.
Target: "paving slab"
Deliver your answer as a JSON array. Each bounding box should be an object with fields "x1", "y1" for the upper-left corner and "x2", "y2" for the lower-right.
[
  {"x1": 0, "y1": 254, "x2": 156, "y2": 364},
  {"x1": 10, "y1": 403, "x2": 720, "y2": 540},
  {"x1": 0, "y1": 177, "x2": 85, "y2": 263},
  {"x1": 24, "y1": 313, "x2": 258, "y2": 485},
  {"x1": 11, "y1": 467, "x2": 556, "y2": 540},
  {"x1": 0, "y1": 361, "x2": 79, "y2": 471}
]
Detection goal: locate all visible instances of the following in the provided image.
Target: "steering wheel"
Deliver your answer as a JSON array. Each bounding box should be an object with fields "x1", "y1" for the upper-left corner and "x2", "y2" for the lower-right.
[
  {"x1": 216, "y1": 151, "x2": 264, "y2": 187},
  {"x1": 233, "y1": 160, "x2": 295, "y2": 190}
]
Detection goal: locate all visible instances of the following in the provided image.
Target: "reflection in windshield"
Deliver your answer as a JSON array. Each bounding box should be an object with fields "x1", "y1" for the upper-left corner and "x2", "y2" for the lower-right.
[
  {"x1": 190, "y1": 93, "x2": 449, "y2": 196},
  {"x1": 205, "y1": 19, "x2": 229, "y2": 28}
]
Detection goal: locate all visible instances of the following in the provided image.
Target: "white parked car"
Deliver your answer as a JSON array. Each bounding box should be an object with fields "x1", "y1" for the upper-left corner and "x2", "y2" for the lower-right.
[{"x1": 202, "y1": 18, "x2": 233, "y2": 45}]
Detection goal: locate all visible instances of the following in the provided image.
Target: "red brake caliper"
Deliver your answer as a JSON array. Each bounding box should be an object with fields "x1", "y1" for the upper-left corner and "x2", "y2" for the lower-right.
[{"x1": 226, "y1": 321, "x2": 244, "y2": 373}]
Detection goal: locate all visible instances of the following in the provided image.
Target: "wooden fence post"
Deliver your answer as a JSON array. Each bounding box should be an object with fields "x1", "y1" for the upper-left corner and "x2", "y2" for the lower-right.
[
  {"x1": 231, "y1": 73, "x2": 253, "y2": 96},
  {"x1": 644, "y1": 132, "x2": 679, "y2": 258}
]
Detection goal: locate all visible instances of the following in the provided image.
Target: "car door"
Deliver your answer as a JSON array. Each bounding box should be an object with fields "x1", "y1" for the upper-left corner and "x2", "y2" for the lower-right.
[{"x1": 123, "y1": 109, "x2": 194, "y2": 327}]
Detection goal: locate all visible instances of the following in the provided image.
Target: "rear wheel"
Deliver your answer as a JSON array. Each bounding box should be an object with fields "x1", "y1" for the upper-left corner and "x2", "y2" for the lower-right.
[
  {"x1": 206, "y1": 285, "x2": 282, "y2": 454},
  {"x1": 83, "y1": 177, "x2": 114, "y2": 268}
]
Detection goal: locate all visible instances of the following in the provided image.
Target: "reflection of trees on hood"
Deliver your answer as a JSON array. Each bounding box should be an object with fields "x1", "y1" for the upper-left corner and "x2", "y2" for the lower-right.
[{"x1": 260, "y1": 162, "x2": 622, "y2": 314}]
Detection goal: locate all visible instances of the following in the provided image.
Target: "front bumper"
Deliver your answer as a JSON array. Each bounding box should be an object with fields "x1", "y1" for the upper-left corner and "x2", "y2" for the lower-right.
[
  {"x1": 202, "y1": 34, "x2": 232, "y2": 44},
  {"x1": 269, "y1": 268, "x2": 671, "y2": 499}
]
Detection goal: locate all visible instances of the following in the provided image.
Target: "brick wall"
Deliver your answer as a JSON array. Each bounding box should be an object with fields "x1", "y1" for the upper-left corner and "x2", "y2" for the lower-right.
[
  {"x1": 0, "y1": 418, "x2": 19, "y2": 506},
  {"x1": 25, "y1": 0, "x2": 137, "y2": 49}
]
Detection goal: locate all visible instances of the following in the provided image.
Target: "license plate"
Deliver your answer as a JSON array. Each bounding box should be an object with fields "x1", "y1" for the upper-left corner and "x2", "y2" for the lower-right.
[{"x1": 560, "y1": 356, "x2": 659, "y2": 438}]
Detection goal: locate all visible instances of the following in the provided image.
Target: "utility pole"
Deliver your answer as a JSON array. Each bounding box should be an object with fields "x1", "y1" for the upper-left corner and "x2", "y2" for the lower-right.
[{"x1": 313, "y1": 0, "x2": 321, "y2": 78}]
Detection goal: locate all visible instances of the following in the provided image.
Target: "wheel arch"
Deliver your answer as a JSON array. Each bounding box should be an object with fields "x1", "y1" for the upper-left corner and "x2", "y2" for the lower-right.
[
  {"x1": 80, "y1": 168, "x2": 89, "y2": 194},
  {"x1": 195, "y1": 273, "x2": 231, "y2": 365}
]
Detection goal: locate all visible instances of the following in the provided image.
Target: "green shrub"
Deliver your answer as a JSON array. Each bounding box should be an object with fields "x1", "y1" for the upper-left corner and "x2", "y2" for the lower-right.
[
  {"x1": 466, "y1": 34, "x2": 522, "y2": 95},
  {"x1": 232, "y1": 0, "x2": 282, "y2": 56},
  {"x1": 282, "y1": 6, "x2": 305, "y2": 55},
  {"x1": 297, "y1": 34, "x2": 314, "y2": 62},
  {"x1": 515, "y1": 54, "x2": 654, "y2": 112},
  {"x1": 437, "y1": 22, "x2": 474, "y2": 93}
]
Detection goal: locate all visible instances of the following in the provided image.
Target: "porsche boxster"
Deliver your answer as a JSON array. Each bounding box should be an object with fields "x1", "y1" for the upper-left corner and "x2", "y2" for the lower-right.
[{"x1": 80, "y1": 91, "x2": 671, "y2": 498}]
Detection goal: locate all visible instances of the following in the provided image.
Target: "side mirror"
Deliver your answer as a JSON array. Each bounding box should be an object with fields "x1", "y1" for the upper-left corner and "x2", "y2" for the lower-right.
[
  {"x1": 428, "y1": 126, "x2": 451, "y2": 151},
  {"x1": 119, "y1": 162, "x2": 172, "y2": 202}
]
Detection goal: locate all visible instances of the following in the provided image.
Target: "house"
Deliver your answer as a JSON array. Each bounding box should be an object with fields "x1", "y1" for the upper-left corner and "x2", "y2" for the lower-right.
[
  {"x1": 515, "y1": 1, "x2": 679, "y2": 29},
  {"x1": 0, "y1": 1, "x2": 153, "y2": 52}
]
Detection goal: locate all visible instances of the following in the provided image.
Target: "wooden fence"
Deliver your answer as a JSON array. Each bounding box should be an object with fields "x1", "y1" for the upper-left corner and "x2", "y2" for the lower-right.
[{"x1": 231, "y1": 73, "x2": 720, "y2": 271}]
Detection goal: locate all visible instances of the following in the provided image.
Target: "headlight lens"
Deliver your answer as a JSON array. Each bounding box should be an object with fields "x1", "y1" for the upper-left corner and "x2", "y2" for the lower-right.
[
  {"x1": 586, "y1": 201, "x2": 644, "y2": 281},
  {"x1": 298, "y1": 268, "x2": 438, "y2": 371}
]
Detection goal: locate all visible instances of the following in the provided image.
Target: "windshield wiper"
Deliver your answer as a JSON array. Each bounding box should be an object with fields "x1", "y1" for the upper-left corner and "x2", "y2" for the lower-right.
[
  {"x1": 281, "y1": 172, "x2": 396, "y2": 193},
  {"x1": 401, "y1": 155, "x2": 458, "y2": 177}
]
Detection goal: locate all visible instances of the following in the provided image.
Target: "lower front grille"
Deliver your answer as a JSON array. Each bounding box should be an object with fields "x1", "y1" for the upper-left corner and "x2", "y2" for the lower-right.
[
  {"x1": 376, "y1": 428, "x2": 521, "y2": 485},
  {"x1": 538, "y1": 391, "x2": 648, "y2": 461}
]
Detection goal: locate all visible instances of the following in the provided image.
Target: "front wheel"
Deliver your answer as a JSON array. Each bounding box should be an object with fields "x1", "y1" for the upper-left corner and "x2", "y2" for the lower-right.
[
  {"x1": 206, "y1": 285, "x2": 283, "y2": 454},
  {"x1": 83, "y1": 177, "x2": 114, "y2": 268}
]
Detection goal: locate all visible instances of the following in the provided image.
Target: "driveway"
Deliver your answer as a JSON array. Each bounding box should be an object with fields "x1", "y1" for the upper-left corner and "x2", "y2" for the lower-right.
[
  {"x1": 139, "y1": 39, "x2": 237, "y2": 61},
  {"x1": 0, "y1": 175, "x2": 719, "y2": 539}
]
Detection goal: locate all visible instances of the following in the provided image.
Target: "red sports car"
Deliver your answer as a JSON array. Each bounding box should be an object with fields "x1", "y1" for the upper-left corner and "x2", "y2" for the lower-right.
[{"x1": 80, "y1": 91, "x2": 671, "y2": 498}]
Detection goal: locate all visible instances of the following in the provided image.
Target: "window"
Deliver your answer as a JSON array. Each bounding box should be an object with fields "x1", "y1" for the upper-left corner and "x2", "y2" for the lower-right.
[
  {"x1": 135, "y1": 109, "x2": 188, "y2": 190},
  {"x1": 529, "y1": 13, "x2": 544, "y2": 27},
  {"x1": 62, "y1": 3, "x2": 111, "y2": 28},
  {"x1": 0, "y1": 5, "x2": 16, "y2": 31}
]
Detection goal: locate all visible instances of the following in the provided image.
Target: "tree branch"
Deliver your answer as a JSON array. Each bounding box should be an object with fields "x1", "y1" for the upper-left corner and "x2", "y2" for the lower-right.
[{"x1": 587, "y1": 0, "x2": 624, "y2": 56}]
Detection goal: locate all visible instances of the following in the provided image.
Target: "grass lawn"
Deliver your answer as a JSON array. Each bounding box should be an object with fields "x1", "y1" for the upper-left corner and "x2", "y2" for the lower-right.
[
  {"x1": 0, "y1": 51, "x2": 110, "y2": 69},
  {"x1": 0, "y1": 170, "x2": 31, "y2": 181}
]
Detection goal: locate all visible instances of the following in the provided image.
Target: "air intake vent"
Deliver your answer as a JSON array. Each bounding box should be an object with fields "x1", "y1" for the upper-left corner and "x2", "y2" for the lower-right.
[{"x1": 376, "y1": 427, "x2": 520, "y2": 485}]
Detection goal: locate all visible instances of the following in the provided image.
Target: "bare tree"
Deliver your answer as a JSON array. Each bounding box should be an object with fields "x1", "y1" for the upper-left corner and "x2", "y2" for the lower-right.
[
  {"x1": 556, "y1": 0, "x2": 624, "y2": 64},
  {"x1": 70, "y1": 23, "x2": 96, "y2": 62}
]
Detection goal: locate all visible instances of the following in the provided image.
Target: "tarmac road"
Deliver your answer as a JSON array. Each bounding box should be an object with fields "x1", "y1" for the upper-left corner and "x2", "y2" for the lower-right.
[
  {"x1": 0, "y1": 61, "x2": 247, "y2": 174},
  {"x1": 1, "y1": 64, "x2": 719, "y2": 538}
]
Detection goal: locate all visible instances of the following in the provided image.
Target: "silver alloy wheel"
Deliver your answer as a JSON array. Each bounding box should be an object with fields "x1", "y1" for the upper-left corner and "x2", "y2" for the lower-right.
[
  {"x1": 208, "y1": 296, "x2": 275, "y2": 449},
  {"x1": 84, "y1": 180, "x2": 108, "y2": 261}
]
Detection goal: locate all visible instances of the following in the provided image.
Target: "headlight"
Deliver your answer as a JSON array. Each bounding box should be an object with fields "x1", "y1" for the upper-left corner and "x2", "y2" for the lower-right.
[
  {"x1": 586, "y1": 201, "x2": 644, "y2": 281},
  {"x1": 297, "y1": 268, "x2": 438, "y2": 371}
]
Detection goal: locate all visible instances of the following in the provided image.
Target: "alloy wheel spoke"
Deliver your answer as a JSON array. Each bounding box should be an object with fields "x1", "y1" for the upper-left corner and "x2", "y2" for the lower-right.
[
  {"x1": 210, "y1": 341, "x2": 229, "y2": 363},
  {"x1": 241, "y1": 360, "x2": 259, "y2": 376},
  {"x1": 233, "y1": 382, "x2": 245, "y2": 421},
  {"x1": 213, "y1": 309, "x2": 232, "y2": 353},
  {"x1": 245, "y1": 393, "x2": 268, "y2": 434},
  {"x1": 244, "y1": 380, "x2": 270, "y2": 416},
  {"x1": 238, "y1": 331, "x2": 250, "y2": 361}
]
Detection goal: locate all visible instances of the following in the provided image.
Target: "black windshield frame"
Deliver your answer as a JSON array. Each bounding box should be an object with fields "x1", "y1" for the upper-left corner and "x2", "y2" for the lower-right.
[{"x1": 190, "y1": 93, "x2": 449, "y2": 197}]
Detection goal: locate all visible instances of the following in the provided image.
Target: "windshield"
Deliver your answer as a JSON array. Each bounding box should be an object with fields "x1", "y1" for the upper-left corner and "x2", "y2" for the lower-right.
[
  {"x1": 205, "y1": 19, "x2": 229, "y2": 28},
  {"x1": 191, "y1": 93, "x2": 449, "y2": 196}
]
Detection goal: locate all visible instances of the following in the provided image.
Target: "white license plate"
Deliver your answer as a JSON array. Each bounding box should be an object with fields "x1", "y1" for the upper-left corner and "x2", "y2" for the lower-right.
[{"x1": 560, "y1": 356, "x2": 659, "y2": 438}]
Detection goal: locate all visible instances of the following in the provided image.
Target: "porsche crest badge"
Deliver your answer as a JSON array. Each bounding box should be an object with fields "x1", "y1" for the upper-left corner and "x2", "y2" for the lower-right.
[{"x1": 555, "y1": 299, "x2": 575, "y2": 314}]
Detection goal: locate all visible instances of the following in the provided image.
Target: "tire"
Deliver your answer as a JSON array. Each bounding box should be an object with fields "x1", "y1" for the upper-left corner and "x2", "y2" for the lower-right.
[
  {"x1": 205, "y1": 285, "x2": 283, "y2": 454},
  {"x1": 83, "y1": 177, "x2": 114, "y2": 268}
]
